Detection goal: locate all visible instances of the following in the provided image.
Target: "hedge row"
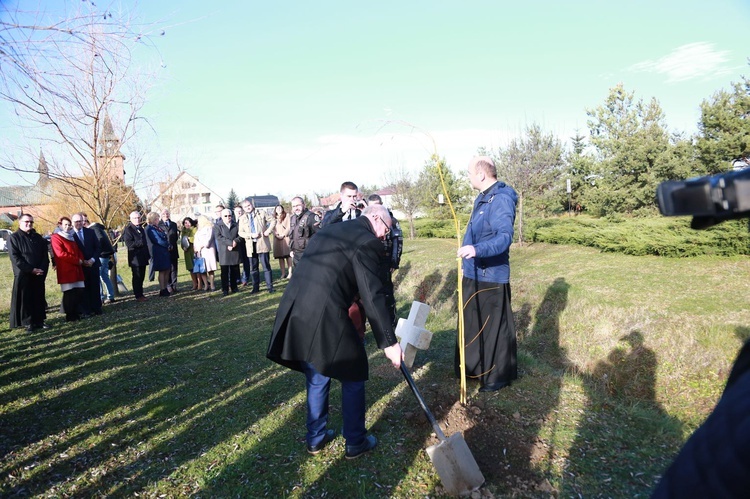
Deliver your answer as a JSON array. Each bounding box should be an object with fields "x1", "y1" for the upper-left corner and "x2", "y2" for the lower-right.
[
  {"x1": 412, "y1": 215, "x2": 750, "y2": 257},
  {"x1": 526, "y1": 216, "x2": 750, "y2": 257}
]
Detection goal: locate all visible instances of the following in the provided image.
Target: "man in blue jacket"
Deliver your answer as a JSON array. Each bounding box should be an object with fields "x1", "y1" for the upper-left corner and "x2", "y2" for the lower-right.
[{"x1": 456, "y1": 156, "x2": 518, "y2": 392}]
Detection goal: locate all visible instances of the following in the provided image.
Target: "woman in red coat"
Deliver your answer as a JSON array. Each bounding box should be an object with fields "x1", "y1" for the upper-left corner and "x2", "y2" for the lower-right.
[{"x1": 51, "y1": 216, "x2": 85, "y2": 322}]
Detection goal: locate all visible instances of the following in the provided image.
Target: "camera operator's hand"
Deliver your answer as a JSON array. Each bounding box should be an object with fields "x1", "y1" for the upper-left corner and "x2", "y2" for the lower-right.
[
  {"x1": 342, "y1": 199, "x2": 357, "y2": 213},
  {"x1": 457, "y1": 245, "x2": 476, "y2": 259}
]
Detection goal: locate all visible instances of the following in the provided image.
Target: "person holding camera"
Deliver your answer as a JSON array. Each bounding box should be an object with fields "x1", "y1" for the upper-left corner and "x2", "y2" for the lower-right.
[{"x1": 320, "y1": 181, "x2": 362, "y2": 227}]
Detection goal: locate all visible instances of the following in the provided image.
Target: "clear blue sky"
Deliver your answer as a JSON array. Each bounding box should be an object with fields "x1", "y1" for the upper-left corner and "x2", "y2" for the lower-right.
[{"x1": 2, "y1": 0, "x2": 749, "y2": 201}]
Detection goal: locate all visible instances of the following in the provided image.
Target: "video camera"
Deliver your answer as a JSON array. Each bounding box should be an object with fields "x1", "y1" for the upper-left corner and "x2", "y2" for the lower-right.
[{"x1": 656, "y1": 162, "x2": 750, "y2": 229}]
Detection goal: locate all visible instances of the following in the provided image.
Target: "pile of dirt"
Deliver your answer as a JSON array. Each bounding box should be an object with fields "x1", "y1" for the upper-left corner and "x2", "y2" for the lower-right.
[{"x1": 420, "y1": 387, "x2": 559, "y2": 498}]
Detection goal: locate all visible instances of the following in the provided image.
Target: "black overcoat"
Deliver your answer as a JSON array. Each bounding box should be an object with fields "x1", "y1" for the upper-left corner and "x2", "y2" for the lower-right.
[
  {"x1": 213, "y1": 221, "x2": 241, "y2": 265},
  {"x1": 267, "y1": 216, "x2": 398, "y2": 382},
  {"x1": 8, "y1": 229, "x2": 49, "y2": 328},
  {"x1": 122, "y1": 223, "x2": 150, "y2": 267},
  {"x1": 74, "y1": 227, "x2": 101, "y2": 268}
]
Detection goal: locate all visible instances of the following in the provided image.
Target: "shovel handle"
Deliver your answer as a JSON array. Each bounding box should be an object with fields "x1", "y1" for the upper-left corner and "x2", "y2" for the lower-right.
[{"x1": 400, "y1": 361, "x2": 447, "y2": 441}]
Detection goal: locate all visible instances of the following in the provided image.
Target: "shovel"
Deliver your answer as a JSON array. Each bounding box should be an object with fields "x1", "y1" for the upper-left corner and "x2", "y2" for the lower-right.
[{"x1": 400, "y1": 361, "x2": 485, "y2": 496}]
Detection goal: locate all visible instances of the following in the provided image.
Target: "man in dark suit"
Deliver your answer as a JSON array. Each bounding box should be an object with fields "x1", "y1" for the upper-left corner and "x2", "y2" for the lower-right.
[
  {"x1": 159, "y1": 209, "x2": 180, "y2": 292},
  {"x1": 267, "y1": 204, "x2": 403, "y2": 459},
  {"x1": 72, "y1": 212, "x2": 102, "y2": 316},
  {"x1": 213, "y1": 208, "x2": 241, "y2": 296},
  {"x1": 122, "y1": 211, "x2": 150, "y2": 302}
]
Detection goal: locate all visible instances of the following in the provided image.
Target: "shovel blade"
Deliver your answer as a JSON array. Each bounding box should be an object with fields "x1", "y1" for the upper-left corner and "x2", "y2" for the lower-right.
[{"x1": 426, "y1": 433, "x2": 485, "y2": 496}]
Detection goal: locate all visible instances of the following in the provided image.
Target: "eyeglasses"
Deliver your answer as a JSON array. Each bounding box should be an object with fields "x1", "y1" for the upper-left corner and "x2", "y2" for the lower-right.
[
  {"x1": 21, "y1": 220, "x2": 34, "y2": 224},
  {"x1": 379, "y1": 216, "x2": 391, "y2": 236},
  {"x1": 222, "y1": 215, "x2": 232, "y2": 218}
]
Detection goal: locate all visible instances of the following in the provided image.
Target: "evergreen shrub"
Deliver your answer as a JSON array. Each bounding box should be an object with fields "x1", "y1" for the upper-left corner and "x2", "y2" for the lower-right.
[
  {"x1": 525, "y1": 216, "x2": 750, "y2": 257},
  {"x1": 413, "y1": 214, "x2": 470, "y2": 239}
]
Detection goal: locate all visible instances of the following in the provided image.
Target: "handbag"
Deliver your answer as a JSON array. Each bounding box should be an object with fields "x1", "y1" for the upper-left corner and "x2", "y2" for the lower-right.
[
  {"x1": 192, "y1": 256, "x2": 206, "y2": 274},
  {"x1": 181, "y1": 235, "x2": 191, "y2": 251}
]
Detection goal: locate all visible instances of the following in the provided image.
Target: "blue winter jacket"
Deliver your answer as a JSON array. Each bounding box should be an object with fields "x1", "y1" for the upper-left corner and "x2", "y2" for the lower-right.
[{"x1": 462, "y1": 181, "x2": 518, "y2": 284}]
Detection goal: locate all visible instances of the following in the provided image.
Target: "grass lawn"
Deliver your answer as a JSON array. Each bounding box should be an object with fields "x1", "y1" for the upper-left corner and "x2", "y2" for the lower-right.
[{"x1": 1, "y1": 240, "x2": 748, "y2": 497}]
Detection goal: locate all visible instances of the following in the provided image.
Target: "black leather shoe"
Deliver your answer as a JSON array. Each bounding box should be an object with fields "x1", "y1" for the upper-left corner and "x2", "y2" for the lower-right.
[
  {"x1": 345, "y1": 434, "x2": 377, "y2": 459},
  {"x1": 307, "y1": 429, "x2": 336, "y2": 455},
  {"x1": 479, "y1": 381, "x2": 510, "y2": 392}
]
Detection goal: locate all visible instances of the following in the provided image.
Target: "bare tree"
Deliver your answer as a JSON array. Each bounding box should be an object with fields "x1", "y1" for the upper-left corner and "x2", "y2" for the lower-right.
[
  {"x1": 490, "y1": 124, "x2": 565, "y2": 244},
  {"x1": 0, "y1": 2, "x2": 164, "y2": 228},
  {"x1": 383, "y1": 165, "x2": 423, "y2": 239}
]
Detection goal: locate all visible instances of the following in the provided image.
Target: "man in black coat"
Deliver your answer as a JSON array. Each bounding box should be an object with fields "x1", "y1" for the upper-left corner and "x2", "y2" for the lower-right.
[
  {"x1": 85, "y1": 216, "x2": 116, "y2": 303},
  {"x1": 72, "y1": 212, "x2": 102, "y2": 316},
  {"x1": 8, "y1": 213, "x2": 49, "y2": 331},
  {"x1": 122, "y1": 211, "x2": 150, "y2": 302},
  {"x1": 213, "y1": 208, "x2": 241, "y2": 296},
  {"x1": 159, "y1": 209, "x2": 180, "y2": 292},
  {"x1": 267, "y1": 204, "x2": 403, "y2": 459},
  {"x1": 320, "y1": 181, "x2": 361, "y2": 228},
  {"x1": 288, "y1": 197, "x2": 320, "y2": 267}
]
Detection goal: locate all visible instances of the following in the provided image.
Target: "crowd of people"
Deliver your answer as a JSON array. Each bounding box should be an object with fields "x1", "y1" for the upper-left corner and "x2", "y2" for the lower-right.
[
  {"x1": 7, "y1": 191, "x2": 408, "y2": 331},
  {"x1": 8, "y1": 164, "x2": 749, "y2": 486},
  {"x1": 118, "y1": 200, "x2": 296, "y2": 299},
  {"x1": 7, "y1": 162, "x2": 527, "y2": 468}
]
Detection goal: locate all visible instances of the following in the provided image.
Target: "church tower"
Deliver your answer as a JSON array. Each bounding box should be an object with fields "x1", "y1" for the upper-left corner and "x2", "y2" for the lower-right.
[
  {"x1": 37, "y1": 150, "x2": 49, "y2": 184},
  {"x1": 97, "y1": 113, "x2": 126, "y2": 181}
]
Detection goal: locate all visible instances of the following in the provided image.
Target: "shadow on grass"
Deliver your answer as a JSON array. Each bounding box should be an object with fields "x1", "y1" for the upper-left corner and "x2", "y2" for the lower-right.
[
  {"x1": 0, "y1": 288, "x2": 297, "y2": 496},
  {"x1": 468, "y1": 277, "x2": 685, "y2": 495},
  {"x1": 565, "y1": 328, "x2": 685, "y2": 496},
  {"x1": 391, "y1": 261, "x2": 411, "y2": 291},
  {"x1": 462, "y1": 277, "x2": 570, "y2": 491},
  {"x1": 736, "y1": 325, "x2": 750, "y2": 343},
  {"x1": 197, "y1": 338, "x2": 449, "y2": 497}
]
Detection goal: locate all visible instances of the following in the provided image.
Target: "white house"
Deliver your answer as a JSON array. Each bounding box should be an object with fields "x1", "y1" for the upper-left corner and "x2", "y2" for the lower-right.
[{"x1": 149, "y1": 171, "x2": 224, "y2": 220}]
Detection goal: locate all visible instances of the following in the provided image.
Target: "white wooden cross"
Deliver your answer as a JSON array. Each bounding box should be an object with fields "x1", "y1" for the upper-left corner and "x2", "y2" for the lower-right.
[{"x1": 396, "y1": 301, "x2": 433, "y2": 369}]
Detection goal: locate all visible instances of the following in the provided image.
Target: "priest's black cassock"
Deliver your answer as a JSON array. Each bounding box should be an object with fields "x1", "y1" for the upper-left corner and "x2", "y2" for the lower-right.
[{"x1": 9, "y1": 227, "x2": 49, "y2": 329}]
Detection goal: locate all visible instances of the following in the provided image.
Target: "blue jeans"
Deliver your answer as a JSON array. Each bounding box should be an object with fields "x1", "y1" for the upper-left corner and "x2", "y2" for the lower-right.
[
  {"x1": 250, "y1": 244, "x2": 273, "y2": 291},
  {"x1": 302, "y1": 362, "x2": 367, "y2": 448},
  {"x1": 99, "y1": 257, "x2": 115, "y2": 301}
]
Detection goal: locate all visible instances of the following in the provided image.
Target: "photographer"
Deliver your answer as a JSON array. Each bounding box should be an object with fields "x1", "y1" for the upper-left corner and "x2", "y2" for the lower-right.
[
  {"x1": 320, "y1": 181, "x2": 363, "y2": 227},
  {"x1": 653, "y1": 165, "x2": 750, "y2": 497}
]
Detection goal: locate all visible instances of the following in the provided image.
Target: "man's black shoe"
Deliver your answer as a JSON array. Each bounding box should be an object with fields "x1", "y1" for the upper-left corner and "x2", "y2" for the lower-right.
[
  {"x1": 307, "y1": 429, "x2": 336, "y2": 455},
  {"x1": 479, "y1": 381, "x2": 510, "y2": 392},
  {"x1": 345, "y1": 434, "x2": 377, "y2": 459}
]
